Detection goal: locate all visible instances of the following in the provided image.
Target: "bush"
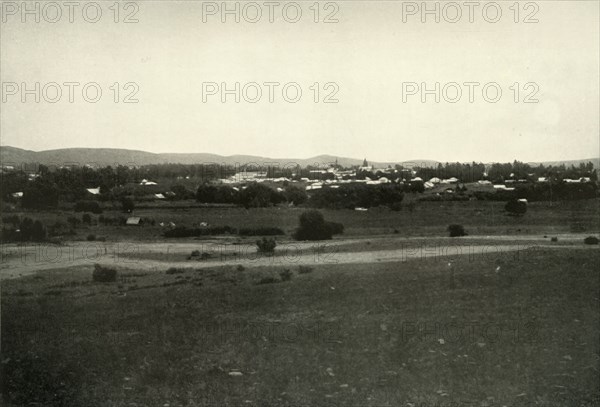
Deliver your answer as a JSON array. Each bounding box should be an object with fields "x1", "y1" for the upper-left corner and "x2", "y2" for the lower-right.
[
  {"x1": 121, "y1": 197, "x2": 135, "y2": 213},
  {"x1": 550, "y1": 237, "x2": 558, "y2": 242},
  {"x1": 92, "y1": 264, "x2": 117, "y2": 282},
  {"x1": 237, "y1": 265, "x2": 245, "y2": 271},
  {"x1": 166, "y1": 267, "x2": 185, "y2": 274},
  {"x1": 279, "y1": 269, "x2": 293, "y2": 281},
  {"x1": 505, "y1": 199, "x2": 527, "y2": 215},
  {"x1": 293, "y1": 210, "x2": 343, "y2": 241},
  {"x1": 257, "y1": 237, "x2": 277, "y2": 253},
  {"x1": 448, "y1": 224, "x2": 467, "y2": 237},
  {"x1": 584, "y1": 236, "x2": 599, "y2": 245},
  {"x1": 191, "y1": 250, "x2": 200, "y2": 257},
  {"x1": 298, "y1": 265, "x2": 313, "y2": 274},
  {"x1": 86, "y1": 234, "x2": 96, "y2": 241}
]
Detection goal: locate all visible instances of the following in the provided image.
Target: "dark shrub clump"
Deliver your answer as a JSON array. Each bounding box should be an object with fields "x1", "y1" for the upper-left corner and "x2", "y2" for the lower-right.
[
  {"x1": 166, "y1": 267, "x2": 185, "y2": 275},
  {"x1": 584, "y1": 236, "x2": 599, "y2": 245},
  {"x1": 256, "y1": 237, "x2": 277, "y2": 253},
  {"x1": 448, "y1": 224, "x2": 467, "y2": 237},
  {"x1": 92, "y1": 264, "x2": 117, "y2": 282},
  {"x1": 293, "y1": 210, "x2": 343, "y2": 241}
]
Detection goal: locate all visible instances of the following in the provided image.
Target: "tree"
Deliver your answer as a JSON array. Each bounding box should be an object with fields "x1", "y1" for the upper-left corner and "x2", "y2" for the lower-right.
[
  {"x1": 238, "y1": 183, "x2": 283, "y2": 208},
  {"x1": 448, "y1": 224, "x2": 467, "y2": 237},
  {"x1": 293, "y1": 210, "x2": 343, "y2": 241},
  {"x1": 171, "y1": 184, "x2": 191, "y2": 200},
  {"x1": 121, "y1": 197, "x2": 135, "y2": 213},
  {"x1": 505, "y1": 199, "x2": 527, "y2": 216},
  {"x1": 284, "y1": 185, "x2": 308, "y2": 205},
  {"x1": 22, "y1": 180, "x2": 58, "y2": 209}
]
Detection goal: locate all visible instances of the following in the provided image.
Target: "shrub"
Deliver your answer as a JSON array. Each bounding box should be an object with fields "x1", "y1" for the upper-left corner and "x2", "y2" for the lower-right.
[
  {"x1": 237, "y1": 265, "x2": 245, "y2": 271},
  {"x1": 92, "y1": 264, "x2": 117, "y2": 282},
  {"x1": 166, "y1": 267, "x2": 185, "y2": 275},
  {"x1": 584, "y1": 236, "x2": 599, "y2": 245},
  {"x1": 293, "y1": 210, "x2": 343, "y2": 241},
  {"x1": 505, "y1": 199, "x2": 527, "y2": 216},
  {"x1": 257, "y1": 237, "x2": 277, "y2": 253},
  {"x1": 448, "y1": 224, "x2": 467, "y2": 237},
  {"x1": 86, "y1": 234, "x2": 96, "y2": 241},
  {"x1": 191, "y1": 250, "x2": 200, "y2": 257},
  {"x1": 550, "y1": 237, "x2": 558, "y2": 242},
  {"x1": 121, "y1": 197, "x2": 135, "y2": 213},
  {"x1": 298, "y1": 265, "x2": 313, "y2": 274},
  {"x1": 279, "y1": 269, "x2": 293, "y2": 281}
]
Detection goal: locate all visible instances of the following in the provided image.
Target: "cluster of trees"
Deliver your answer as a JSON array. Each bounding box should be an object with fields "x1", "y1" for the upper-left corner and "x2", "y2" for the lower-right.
[
  {"x1": 196, "y1": 183, "x2": 307, "y2": 208},
  {"x1": 413, "y1": 161, "x2": 597, "y2": 183},
  {"x1": 293, "y1": 210, "x2": 344, "y2": 241},
  {"x1": 472, "y1": 182, "x2": 598, "y2": 202},
  {"x1": 308, "y1": 184, "x2": 404, "y2": 209},
  {"x1": 1, "y1": 217, "x2": 47, "y2": 242}
]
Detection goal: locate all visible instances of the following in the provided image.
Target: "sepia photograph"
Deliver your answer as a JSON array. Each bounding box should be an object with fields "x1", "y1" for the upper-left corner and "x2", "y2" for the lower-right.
[{"x1": 0, "y1": 1, "x2": 599, "y2": 406}]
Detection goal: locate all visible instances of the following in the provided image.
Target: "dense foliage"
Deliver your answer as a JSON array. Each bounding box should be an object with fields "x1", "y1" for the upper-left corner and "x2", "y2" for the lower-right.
[{"x1": 293, "y1": 210, "x2": 344, "y2": 241}]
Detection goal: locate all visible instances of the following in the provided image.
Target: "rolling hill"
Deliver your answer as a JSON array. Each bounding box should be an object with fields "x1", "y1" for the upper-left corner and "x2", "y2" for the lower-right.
[{"x1": 0, "y1": 146, "x2": 597, "y2": 170}]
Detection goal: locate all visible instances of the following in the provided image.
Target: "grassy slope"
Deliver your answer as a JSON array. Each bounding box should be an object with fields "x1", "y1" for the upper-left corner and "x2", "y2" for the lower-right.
[{"x1": 2, "y1": 248, "x2": 599, "y2": 406}]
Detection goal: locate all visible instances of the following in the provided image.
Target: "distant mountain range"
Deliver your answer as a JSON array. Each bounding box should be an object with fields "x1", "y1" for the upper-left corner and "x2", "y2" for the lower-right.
[{"x1": 0, "y1": 146, "x2": 598, "y2": 170}]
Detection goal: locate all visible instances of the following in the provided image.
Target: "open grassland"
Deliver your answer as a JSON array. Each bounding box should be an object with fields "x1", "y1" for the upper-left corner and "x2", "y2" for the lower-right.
[
  {"x1": 2, "y1": 247, "x2": 599, "y2": 407},
  {"x1": 6, "y1": 199, "x2": 600, "y2": 242}
]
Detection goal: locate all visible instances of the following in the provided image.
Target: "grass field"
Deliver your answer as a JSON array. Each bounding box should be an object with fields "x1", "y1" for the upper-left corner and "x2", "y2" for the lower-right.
[
  {"x1": 2, "y1": 246, "x2": 599, "y2": 406},
  {"x1": 6, "y1": 199, "x2": 600, "y2": 241}
]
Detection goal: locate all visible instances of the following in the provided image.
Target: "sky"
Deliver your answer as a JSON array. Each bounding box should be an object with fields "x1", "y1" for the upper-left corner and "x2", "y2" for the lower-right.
[{"x1": 1, "y1": 0, "x2": 599, "y2": 163}]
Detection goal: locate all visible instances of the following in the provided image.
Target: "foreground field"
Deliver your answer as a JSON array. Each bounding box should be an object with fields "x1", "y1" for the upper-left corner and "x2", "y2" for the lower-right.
[{"x1": 2, "y1": 245, "x2": 599, "y2": 406}]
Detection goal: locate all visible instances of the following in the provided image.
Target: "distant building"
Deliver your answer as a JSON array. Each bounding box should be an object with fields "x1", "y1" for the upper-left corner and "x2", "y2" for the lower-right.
[{"x1": 126, "y1": 217, "x2": 142, "y2": 226}]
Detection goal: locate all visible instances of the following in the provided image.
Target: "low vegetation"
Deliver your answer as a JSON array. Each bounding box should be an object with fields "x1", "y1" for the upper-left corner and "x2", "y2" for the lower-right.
[
  {"x1": 92, "y1": 264, "x2": 117, "y2": 282},
  {"x1": 293, "y1": 210, "x2": 344, "y2": 241},
  {"x1": 256, "y1": 237, "x2": 277, "y2": 254},
  {"x1": 448, "y1": 224, "x2": 467, "y2": 237}
]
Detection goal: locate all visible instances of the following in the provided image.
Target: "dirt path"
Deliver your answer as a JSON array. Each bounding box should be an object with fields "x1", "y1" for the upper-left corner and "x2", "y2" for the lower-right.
[{"x1": 3, "y1": 232, "x2": 597, "y2": 280}]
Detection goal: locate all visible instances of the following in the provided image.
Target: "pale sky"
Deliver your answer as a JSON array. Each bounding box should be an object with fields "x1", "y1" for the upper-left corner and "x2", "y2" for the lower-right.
[{"x1": 1, "y1": 0, "x2": 599, "y2": 162}]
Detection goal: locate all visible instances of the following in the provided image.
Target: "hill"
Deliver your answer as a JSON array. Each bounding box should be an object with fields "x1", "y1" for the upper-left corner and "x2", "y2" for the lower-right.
[{"x1": 0, "y1": 146, "x2": 597, "y2": 170}]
